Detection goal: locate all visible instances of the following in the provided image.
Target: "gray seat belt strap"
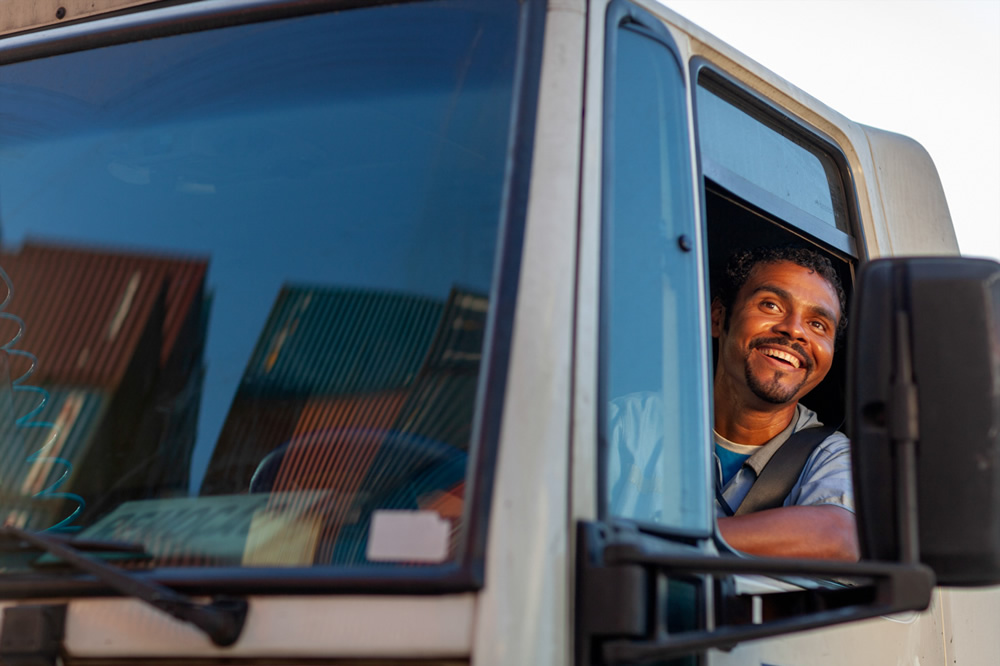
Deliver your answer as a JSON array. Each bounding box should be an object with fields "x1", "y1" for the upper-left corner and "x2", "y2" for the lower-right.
[{"x1": 733, "y1": 423, "x2": 839, "y2": 516}]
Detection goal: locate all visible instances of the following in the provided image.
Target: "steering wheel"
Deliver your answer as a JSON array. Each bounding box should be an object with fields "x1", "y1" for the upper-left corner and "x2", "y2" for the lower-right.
[{"x1": 249, "y1": 426, "x2": 466, "y2": 498}]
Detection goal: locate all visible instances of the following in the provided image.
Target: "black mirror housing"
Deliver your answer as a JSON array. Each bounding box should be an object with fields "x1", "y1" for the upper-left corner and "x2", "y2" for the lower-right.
[{"x1": 849, "y1": 256, "x2": 1000, "y2": 586}]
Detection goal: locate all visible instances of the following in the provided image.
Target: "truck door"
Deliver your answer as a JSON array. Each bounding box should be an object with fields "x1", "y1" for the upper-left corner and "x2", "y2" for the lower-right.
[{"x1": 576, "y1": 2, "x2": 954, "y2": 664}]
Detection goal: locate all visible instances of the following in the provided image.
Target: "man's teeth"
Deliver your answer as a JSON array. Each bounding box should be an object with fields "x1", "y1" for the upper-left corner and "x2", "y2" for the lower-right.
[{"x1": 762, "y1": 349, "x2": 800, "y2": 368}]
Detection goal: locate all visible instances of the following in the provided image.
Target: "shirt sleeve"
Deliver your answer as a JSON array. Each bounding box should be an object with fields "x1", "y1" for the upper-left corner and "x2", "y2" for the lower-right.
[{"x1": 785, "y1": 431, "x2": 854, "y2": 512}]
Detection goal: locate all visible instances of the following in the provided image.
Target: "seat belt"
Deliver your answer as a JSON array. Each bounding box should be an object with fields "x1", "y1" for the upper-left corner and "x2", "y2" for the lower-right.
[{"x1": 731, "y1": 422, "x2": 840, "y2": 516}]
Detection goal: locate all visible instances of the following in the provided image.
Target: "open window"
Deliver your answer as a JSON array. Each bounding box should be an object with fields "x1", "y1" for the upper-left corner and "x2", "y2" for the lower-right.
[{"x1": 697, "y1": 70, "x2": 860, "y2": 436}]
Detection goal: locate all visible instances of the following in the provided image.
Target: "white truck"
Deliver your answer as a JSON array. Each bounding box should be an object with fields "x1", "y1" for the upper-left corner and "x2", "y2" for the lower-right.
[{"x1": 0, "y1": 0, "x2": 997, "y2": 664}]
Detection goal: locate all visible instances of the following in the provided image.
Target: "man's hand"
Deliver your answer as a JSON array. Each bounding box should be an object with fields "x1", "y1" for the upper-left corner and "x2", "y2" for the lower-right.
[{"x1": 717, "y1": 505, "x2": 859, "y2": 561}]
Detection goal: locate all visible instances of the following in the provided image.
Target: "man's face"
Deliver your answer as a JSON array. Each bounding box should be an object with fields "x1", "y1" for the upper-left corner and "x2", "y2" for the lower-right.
[{"x1": 712, "y1": 261, "x2": 840, "y2": 407}]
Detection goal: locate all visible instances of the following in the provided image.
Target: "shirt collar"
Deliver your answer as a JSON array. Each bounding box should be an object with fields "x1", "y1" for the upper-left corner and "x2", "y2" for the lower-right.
[{"x1": 743, "y1": 404, "x2": 822, "y2": 474}]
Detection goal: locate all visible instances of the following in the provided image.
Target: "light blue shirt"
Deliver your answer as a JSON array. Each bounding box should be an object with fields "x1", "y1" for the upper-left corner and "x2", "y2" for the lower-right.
[
  {"x1": 713, "y1": 403, "x2": 854, "y2": 517},
  {"x1": 608, "y1": 393, "x2": 854, "y2": 523}
]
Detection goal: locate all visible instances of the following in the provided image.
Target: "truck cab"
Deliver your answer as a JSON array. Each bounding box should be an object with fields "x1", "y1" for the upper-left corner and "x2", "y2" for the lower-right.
[{"x1": 0, "y1": 1, "x2": 997, "y2": 664}]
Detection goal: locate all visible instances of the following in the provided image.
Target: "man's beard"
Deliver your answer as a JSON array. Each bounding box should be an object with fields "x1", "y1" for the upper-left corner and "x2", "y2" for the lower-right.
[
  {"x1": 743, "y1": 337, "x2": 813, "y2": 404},
  {"x1": 744, "y1": 364, "x2": 807, "y2": 404}
]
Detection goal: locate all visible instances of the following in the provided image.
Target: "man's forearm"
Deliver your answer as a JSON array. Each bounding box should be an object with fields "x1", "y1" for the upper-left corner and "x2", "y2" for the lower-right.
[{"x1": 717, "y1": 504, "x2": 859, "y2": 561}]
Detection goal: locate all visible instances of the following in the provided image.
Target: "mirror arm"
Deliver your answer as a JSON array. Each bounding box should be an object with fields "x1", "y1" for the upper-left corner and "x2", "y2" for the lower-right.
[{"x1": 890, "y1": 264, "x2": 921, "y2": 565}]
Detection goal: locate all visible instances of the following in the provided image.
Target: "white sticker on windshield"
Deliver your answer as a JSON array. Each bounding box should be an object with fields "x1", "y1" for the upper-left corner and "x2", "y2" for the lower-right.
[{"x1": 367, "y1": 510, "x2": 450, "y2": 563}]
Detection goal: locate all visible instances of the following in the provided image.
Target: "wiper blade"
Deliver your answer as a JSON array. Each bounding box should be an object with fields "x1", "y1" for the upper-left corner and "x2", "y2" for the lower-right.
[
  {"x1": 0, "y1": 526, "x2": 247, "y2": 647},
  {"x1": 0, "y1": 532, "x2": 147, "y2": 554}
]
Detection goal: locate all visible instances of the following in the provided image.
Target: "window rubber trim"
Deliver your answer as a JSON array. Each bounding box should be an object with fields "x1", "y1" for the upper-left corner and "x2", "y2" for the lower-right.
[{"x1": 0, "y1": 0, "x2": 401, "y2": 63}]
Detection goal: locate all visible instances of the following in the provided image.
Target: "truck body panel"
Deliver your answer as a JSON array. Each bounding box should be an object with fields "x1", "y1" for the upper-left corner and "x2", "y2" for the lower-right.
[{"x1": 0, "y1": 1, "x2": 991, "y2": 665}]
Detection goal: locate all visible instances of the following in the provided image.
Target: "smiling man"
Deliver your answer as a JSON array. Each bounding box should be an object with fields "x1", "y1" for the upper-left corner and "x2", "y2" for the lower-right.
[{"x1": 711, "y1": 247, "x2": 858, "y2": 561}]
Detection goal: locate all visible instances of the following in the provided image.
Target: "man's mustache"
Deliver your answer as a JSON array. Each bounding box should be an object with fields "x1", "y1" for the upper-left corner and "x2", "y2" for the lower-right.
[{"x1": 748, "y1": 336, "x2": 814, "y2": 371}]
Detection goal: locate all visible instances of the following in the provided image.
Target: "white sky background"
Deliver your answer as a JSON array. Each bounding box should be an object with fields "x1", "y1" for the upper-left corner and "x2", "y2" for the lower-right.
[{"x1": 660, "y1": 0, "x2": 1000, "y2": 262}]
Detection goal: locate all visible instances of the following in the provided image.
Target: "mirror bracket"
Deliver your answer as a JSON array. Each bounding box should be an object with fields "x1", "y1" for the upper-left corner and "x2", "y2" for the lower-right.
[{"x1": 575, "y1": 521, "x2": 934, "y2": 664}]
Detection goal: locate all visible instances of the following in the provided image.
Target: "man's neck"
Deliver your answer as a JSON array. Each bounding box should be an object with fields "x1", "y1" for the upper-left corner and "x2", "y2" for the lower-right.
[{"x1": 713, "y1": 394, "x2": 799, "y2": 447}]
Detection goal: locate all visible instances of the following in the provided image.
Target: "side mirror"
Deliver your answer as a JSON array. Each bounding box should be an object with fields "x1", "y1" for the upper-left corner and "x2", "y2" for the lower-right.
[{"x1": 849, "y1": 256, "x2": 1000, "y2": 585}]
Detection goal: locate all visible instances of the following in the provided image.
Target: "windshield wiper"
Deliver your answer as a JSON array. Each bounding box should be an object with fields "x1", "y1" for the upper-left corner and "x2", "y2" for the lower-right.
[
  {"x1": 0, "y1": 531, "x2": 148, "y2": 555},
  {"x1": 0, "y1": 526, "x2": 247, "y2": 647}
]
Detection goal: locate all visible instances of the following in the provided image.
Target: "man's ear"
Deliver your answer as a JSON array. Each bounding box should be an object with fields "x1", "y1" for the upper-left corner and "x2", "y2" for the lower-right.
[{"x1": 711, "y1": 298, "x2": 725, "y2": 338}]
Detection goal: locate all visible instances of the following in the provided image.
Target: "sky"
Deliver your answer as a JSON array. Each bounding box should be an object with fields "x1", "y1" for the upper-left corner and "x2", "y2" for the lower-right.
[{"x1": 661, "y1": 0, "x2": 1000, "y2": 263}]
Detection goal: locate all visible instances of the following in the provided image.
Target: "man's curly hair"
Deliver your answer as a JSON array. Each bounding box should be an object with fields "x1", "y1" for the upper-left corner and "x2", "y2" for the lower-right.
[{"x1": 715, "y1": 246, "x2": 848, "y2": 342}]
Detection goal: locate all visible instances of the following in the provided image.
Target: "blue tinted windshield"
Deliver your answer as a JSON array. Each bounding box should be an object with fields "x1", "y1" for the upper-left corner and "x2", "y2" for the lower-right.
[{"x1": 0, "y1": 0, "x2": 517, "y2": 571}]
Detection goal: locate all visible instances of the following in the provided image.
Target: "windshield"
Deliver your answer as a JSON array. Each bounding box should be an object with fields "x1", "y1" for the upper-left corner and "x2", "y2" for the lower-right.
[{"x1": 0, "y1": 0, "x2": 518, "y2": 574}]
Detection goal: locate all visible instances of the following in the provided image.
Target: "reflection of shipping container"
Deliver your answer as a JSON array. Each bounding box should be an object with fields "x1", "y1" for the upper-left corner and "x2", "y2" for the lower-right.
[
  {"x1": 202, "y1": 286, "x2": 487, "y2": 496},
  {"x1": 0, "y1": 243, "x2": 207, "y2": 386},
  {"x1": 0, "y1": 243, "x2": 209, "y2": 526},
  {"x1": 199, "y1": 392, "x2": 408, "y2": 496},
  {"x1": 240, "y1": 287, "x2": 445, "y2": 396}
]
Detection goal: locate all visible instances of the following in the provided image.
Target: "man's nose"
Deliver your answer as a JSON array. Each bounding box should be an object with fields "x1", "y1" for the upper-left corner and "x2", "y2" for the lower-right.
[{"x1": 773, "y1": 311, "x2": 807, "y2": 342}]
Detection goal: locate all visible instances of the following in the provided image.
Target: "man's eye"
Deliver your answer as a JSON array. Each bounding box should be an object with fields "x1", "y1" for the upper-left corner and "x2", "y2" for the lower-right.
[
  {"x1": 810, "y1": 320, "x2": 828, "y2": 332},
  {"x1": 760, "y1": 301, "x2": 779, "y2": 311}
]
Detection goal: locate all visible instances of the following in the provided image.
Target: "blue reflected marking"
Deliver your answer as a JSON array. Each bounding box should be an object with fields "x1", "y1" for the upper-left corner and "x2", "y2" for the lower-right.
[{"x1": 0, "y1": 266, "x2": 85, "y2": 532}]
